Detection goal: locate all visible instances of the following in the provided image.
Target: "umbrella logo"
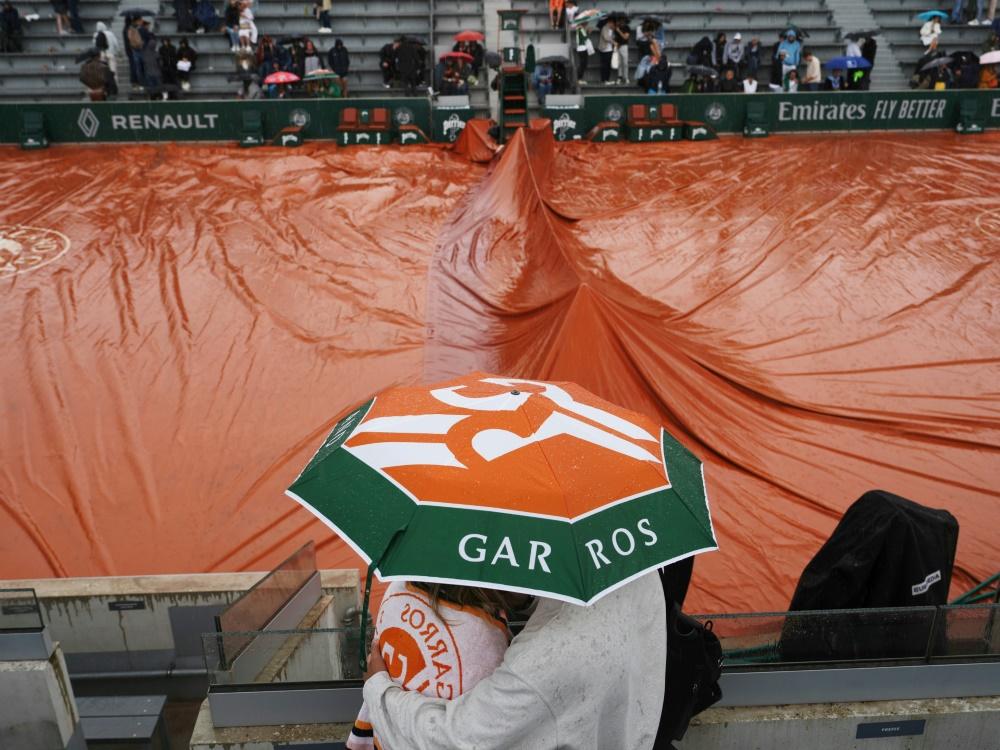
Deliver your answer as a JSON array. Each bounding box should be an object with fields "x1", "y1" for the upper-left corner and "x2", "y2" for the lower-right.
[
  {"x1": 341, "y1": 377, "x2": 670, "y2": 518},
  {"x1": 0, "y1": 225, "x2": 72, "y2": 279},
  {"x1": 77, "y1": 108, "x2": 99, "y2": 138}
]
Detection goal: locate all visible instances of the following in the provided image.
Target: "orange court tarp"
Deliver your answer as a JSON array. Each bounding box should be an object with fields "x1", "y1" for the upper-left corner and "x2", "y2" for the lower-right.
[{"x1": 1, "y1": 131, "x2": 998, "y2": 614}]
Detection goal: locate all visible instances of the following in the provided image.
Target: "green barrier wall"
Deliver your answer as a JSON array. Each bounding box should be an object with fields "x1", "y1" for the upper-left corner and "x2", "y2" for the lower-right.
[
  {"x1": 2, "y1": 91, "x2": 997, "y2": 145},
  {"x1": 583, "y1": 90, "x2": 1000, "y2": 133},
  {"x1": 0, "y1": 98, "x2": 433, "y2": 144}
]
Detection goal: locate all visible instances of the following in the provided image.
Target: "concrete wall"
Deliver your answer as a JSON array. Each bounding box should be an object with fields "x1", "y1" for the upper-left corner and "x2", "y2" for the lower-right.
[
  {"x1": 677, "y1": 696, "x2": 1000, "y2": 749},
  {"x1": 1, "y1": 571, "x2": 359, "y2": 675},
  {"x1": 0, "y1": 644, "x2": 82, "y2": 750}
]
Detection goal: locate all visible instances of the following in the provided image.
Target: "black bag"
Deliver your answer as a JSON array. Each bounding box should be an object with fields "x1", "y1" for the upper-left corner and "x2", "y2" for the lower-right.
[{"x1": 653, "y1": 561, "x2": 723, "y2": 748}]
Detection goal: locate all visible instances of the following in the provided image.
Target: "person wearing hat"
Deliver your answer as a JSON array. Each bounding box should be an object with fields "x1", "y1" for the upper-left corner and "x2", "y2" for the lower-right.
[
  {"x1": 723, "y1": 31, "x2": 745, "y2": 76},
  {"x1": 777, "y1": 29, "x2": 801, "y2": 78}
]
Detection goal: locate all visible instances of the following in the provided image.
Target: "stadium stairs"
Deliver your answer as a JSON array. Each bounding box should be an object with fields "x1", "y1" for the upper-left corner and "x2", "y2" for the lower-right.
[
  {"x1": 825, "y1": 0, "x2": 908, "y2": 88},
  {"x1": 863, "y1": 0, "x2": 996, "y2": 83}
]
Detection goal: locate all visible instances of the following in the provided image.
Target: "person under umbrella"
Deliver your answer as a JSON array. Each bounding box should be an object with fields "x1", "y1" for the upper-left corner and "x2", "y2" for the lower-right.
[
  {"x1": 78, "y1": 47, "x2": 113, "y2": 99},
  {"x1": 303, "y1": 38, "x2": 321, "y2": 76},
  {"x1": 646, "y1": 53, "x2": 671, "y2": 92},
  {"x1": 920, "y1": 14, "x2": 943, "y2": 50},
  {"x1": 379, "y1": 38, "x2": 399, "y2": 88},
  {"x1": 613, "y1": 14, "x2": 631, "y2": 84},
  {"x1": 286, "y1": 373, "x2": 718, "y2": 750},
  {"x1": 138, "y1": 20, "x2": 164, "y2": 99}
]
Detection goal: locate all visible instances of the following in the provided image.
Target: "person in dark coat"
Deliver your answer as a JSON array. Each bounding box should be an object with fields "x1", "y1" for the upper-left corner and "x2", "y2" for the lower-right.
[
  {"x1": 718, "y1": 65, "x2": 740, "y2": 91},
  {"x1": 327, "y1": 37, "x2": 350, "y2": 95},
  {"x1": 192, "y1": 0, "x2": 218, "y2": 32},
  {"x1": 159, "y1": 37, "x2": 179, "y2": 89},
  {"x1": 175, "y1": 0, "x2": 195, "y2": 33},
  {"x1": 1, "y1": 1, "x2": 24, "y2": 52},
  {"x1": 177, "y1": 36, "x2": 197, "y2": 91},
  {"x1": 394, "y1": 36, "x2": 422, "y2": 95},
  {"x1": 139, "y1": 23, "x2": 163, "y2": 98},
  {"x1": 379, "y1": 38, "x2": 399, "y2": 87},
  {"x1": 689, "y1": 35, "x2": 713, "y2": 68},
  {"x1": 288, "y1": 38, "x2": 306, "y2": 78},
  {"x1": 645, "y1": 54, "x2": 671, "y2": 92},
  {"x1": 123, "y1": 15, "x2": 142, "y2": 86}
]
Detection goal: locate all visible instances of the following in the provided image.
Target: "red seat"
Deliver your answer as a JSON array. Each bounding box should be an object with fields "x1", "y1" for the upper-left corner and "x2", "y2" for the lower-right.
[
  {"x1": 339, "y1": 107, "x2": 358, "y2": 129},
  {"x1": 371, "y1": 108, "x2": 388, "y2": 127}
]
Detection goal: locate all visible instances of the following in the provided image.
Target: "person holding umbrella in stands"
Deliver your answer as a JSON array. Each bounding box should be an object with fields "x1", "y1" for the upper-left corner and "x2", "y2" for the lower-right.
[
  {"x1": 286, "y1": 374, "x2": 719, "y2": 750},
  {"x1": 78, "y1": 47, "x2": 113, "y2": 99}
]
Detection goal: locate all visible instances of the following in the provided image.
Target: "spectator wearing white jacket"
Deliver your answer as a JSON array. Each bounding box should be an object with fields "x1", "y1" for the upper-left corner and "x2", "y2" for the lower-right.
[
  {"x1": 362, "y1": 572, "x2": 667, "y2": 750},
  {"x1": 920, "y1": 19, "x2": 941, "y2": 49},
  {"x1": 723, "y1": 32, "x2": 745, "y2": 74},
  {"x1": 93, "y1": 21, "x2": 119, "y2": 76}
]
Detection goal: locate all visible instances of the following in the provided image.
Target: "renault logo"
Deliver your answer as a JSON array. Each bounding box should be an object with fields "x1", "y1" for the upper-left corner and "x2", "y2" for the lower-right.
[{"x1": 77, "y1": 108, "x2": 99, "y2": 138}]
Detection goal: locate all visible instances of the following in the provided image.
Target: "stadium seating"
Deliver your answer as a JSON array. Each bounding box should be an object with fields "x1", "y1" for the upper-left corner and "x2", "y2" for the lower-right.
[
  {"x1": 0, "y1": 0, "x2": 994, "y2": 104},
  {"x1": 863, "y1": 1, "x2": 995, "y2": 82}
]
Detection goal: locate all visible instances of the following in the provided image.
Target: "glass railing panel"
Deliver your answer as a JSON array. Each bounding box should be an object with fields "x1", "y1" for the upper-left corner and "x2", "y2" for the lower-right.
[{"x1": 0, "y1": 588, "x2": 43, "y2": 631}]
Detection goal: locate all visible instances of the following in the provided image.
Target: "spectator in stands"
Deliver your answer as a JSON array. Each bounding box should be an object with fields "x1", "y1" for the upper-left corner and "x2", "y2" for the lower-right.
[
  {"x1": 858, "y1": 35, "x2": 876, "y2": 89},
  {"x1": 979, "y1": 62, "x2": 998, "y2": 87},
  {"x1": 574, "y1": 20, "x2": 592, "y2": 84},
  {"x1": 93, "y1": 22, "x2": 118, "y2": 78},
  {"x1": 303, "y1": 39, "x2": 321, "y2": 75},
  {"x1": 744, "y1": 36, "x2": 760, "y2": 77},
  {"x1": 124, "y1": 15, "x2": 143, "y2": 88},
  {"x1": 79, "y1": 48, "x2": 113, "y2": 99},
  {"x1": 328, "y1": 37, "x2": 349, "y2": 95},
  {"x1": 723, "y1": 32, "x2": 745, "y2": 76},
  {"x1": 175, "y1": 0, "x2": 195, "y2": 33},
  {"x1": 801, "y1": 49, "x2": 821, "y2": 90},
  {"x1": 453, "y1": 39, "x2": 484, "y2": 80},
  {"x1": 66, "y1": 0, "x2": 82, "y2": 33},
  {"x1": 177, "y1": 36, "x2": 197, "y2": 91},
  {"x1": 224, "y1": 0, "x2": 240, "y2": 51},
  {"x1": 689, "y1": 35, "x2": 712, "y2": 68},
  {"x1": 316, "y1": 0, "x2": 332, "y2": 33},
  {"x1": 614, "y1": 16, "x2": 630, "y2": 84},
  {"x1": 139, "y1": 22, "x2": 164, "y2": 98},
  {"x1": 952, "y1": 0, "x2": 987, "y2": 25},
  {"x1": 1, "y1": 0, "x2": 24, "y2": 52},
  {"x1": 395, "y1": 36, "x2": 423, "y2": 95},
  {"x1": 719, "y1": 66, "x2": 740, "y2": 91},
  {"x1": 194, "y1": 0, "x2": 219, "y2": 32},
  {"x1": 159, "y1": 37, "x2": 179, "y2": 94},
  {"x1": 845, "y1": 36, "x2": 862, "y2": 59},
  {"x1": 532, "y1": 61, "x2": 554, "y2": 104},
  {"x1": 920, "y1": 17, "x2": 942, "y2": 50},
  {"x1": 234, "y1": 33, "x2": 255, "y2": 71},
  {"x1": 50, "y1": 0, "x2": 70, "y2": 36},
  {"x1": 549, "y1": 0, "x2": 564, "y2": 30},
  {"x1": 635, "y1": 20, "x2": 653, "y2": 59},
  {"x1": 288, "y1": 37, "x2": 305, "y2": 77},
  {"x1": 564, "y1": 0, "x2": 578, "y2": 26},
  {"x1": 783, "y1": 67, "x2": 799, "y2": 91},
  {"x1": 769, "y1": 48, "x2": 786, "y2": 90},
  {"x1": 598, "y1": 16, "x2": 615, "y2": 84},
  {"x1": 742, "y1": 72, "x2": 758, "y2": 92},
  {"x1": 710, "y1": 32, "x2": 727, "y2": 70},
  {"x1": 257, "y1": 34, "x2": 280, "y2": 80},
  {"x1": 239, "y1": 0, "x2": 257, "y2": 45},
  {"x1": 778, "y1": 30, "x2": 801, "y2": 77},
  {"x1": 442, "y1": 58, "x2": 467, "y2": 94},
  {"x1": 824, "y1": 67, "x2": 845, "y2": 90},
  {"x1": 379, "y1": 38, "x2": 398, "y2": 88},
  {"x1": 645, "y1": 53, "x2": 671, "y2": 92}
]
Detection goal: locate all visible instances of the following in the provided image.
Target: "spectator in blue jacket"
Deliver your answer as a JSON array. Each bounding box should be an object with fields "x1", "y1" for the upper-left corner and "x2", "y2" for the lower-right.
[{"x1": 777, "y1": 29, "x2": 801, "y2": 77}]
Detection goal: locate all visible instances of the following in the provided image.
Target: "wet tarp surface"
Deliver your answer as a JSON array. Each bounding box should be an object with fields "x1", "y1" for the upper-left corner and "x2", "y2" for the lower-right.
[{"x1": 1, "y1": 131, "x2": 997, "y2": 613}]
